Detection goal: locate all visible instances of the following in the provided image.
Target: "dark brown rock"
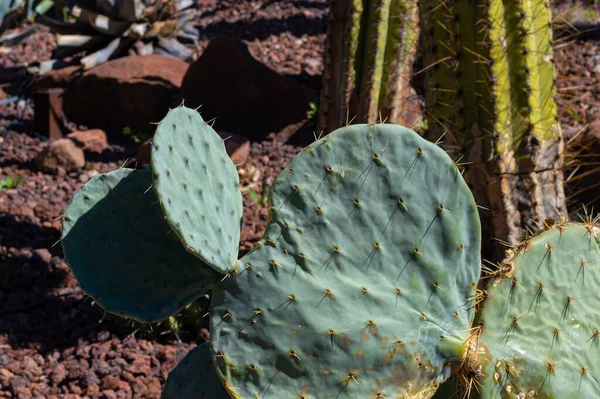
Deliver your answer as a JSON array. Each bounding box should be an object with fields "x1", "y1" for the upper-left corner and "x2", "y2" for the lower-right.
[
  {"x1": 91, "y1": 359, "x2": 112, "y2": 376},
  {"x1": 9, "y1": 375, "x2": 27, "y2": 392},
  {"x1": 65, "y1": 359, "x2": 89, "y2": 380},
  {"x1": 85, "y1": 371, "x2": 101, "y2": 388},
  {"x1": 218, "y1": 131, "x2": 251, "y2": 166},
  {"x1": 101, "y1": 390, "x2": 117, "y2": 399},
  {"x1": 97, "y1": 331, "x2": 110, "y2": 342},
  {"x1": 33, "y1": 248, "x2": 52, "y2": 264},
  {"x1": 35, "y1": 66, "x2": 82, "y2": 89},
  {"x1": 101, "y1": 389, "x2": 117, "y2": 399},
  {"x1": 34, "y1": 55, "x2": 189, "y2": 135},
  {"x1": 569, "y1": 118, "x2": 600, "y2": 210},
  {"x1": 101, "y1": 375, "x2": 130, "y2": 394},
  {"x1": 35, "y1": 138, "x2": 85, "y2": 174},
  {"x1": 125, "y1": 356, "x2": 151, "y2": 376},
  {"x1": 20, "y1": 357, "x2": 41, "y2": 377},
  {"x1": 86, "y1": 384, "x2": 100, "y2": 397},
  {"x1": 135, "y1": 138, "x2": 152, "y2": 167},
  {"x1": 136, "y1": 131, "x2": 250, "y2": 166},
  {"x1": 67, "y1": 382, "x2": 82, "y2": 395},
  {"x1": 67, "y1": 129, "x2": 108, "y2": 154},
  {"x1": 14, "y1": 386, "x2": 32, "y2": 399},
  {"x1": 181, "y1": 37, "x2": 314, "y2": 140},
  {"x1": 0, "y1": 368, "x2": 14, "y2": 387}
]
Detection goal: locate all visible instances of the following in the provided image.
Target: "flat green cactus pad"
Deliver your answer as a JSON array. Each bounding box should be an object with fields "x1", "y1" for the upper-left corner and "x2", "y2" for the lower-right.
[
  {"x1": 473, "y1": 222, "x2": 600, "y2": 398},
  {"x1": 152, "y1": 105, "x2": 243, "y2": 274},
  {"x1": 61, "y1": 168, "x2": 219, "y2": 322},
  {"x1": 161, "y1": 343, "x2": 230, "y2": 399},
  {"x1": 210, "y1": 124, "x2": 482, "y2": 398}
]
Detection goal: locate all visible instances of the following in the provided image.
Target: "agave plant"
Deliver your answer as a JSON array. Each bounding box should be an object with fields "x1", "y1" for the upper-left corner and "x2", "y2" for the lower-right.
[
  {"x1": 35, "y1": 0, "x2": 199, "y2": 70},
  {"x1": 1, "y1": 0, "x2": 25, "y2": 31},
  {"x1": 0, "y1": 0, "x2": 52, "y2": 36}
]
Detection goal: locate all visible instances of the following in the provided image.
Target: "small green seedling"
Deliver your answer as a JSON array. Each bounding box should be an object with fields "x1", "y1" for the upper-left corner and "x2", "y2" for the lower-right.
[
  {"x1": 0, "y1": 174, "x2": 23, "y2": 190},
  {"x1": 566, "y1": 108, "x2": 582, "y2": 123},
  {"x1": 307, "y1": 101, "x2": 318, "y2": 129},
  {"x1": 122, "y1": 126, "x2": 150, "y2": 144},
  {"x1": 247, "y1": 183, "x2": 269, "y2": 207}
]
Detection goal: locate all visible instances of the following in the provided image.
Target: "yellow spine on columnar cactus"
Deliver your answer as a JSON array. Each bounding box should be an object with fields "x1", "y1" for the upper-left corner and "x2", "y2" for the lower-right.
[{"x1": 420, "y1": 0, "x2": 564, "y2": 251}]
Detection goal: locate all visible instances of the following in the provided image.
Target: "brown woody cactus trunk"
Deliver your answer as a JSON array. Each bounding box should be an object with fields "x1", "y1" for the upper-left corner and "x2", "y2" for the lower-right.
[{"x1": 318, "y1": 0, "x2": 420, "y2": 135}]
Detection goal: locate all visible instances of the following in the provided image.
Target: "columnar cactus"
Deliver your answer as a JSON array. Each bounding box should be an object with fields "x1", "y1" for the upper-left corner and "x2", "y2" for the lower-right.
[
  {"x1": 317, "y1": 0, "x2": 420, "y2": 134},
  {"x1": 61, "y1": 106, "x2": 483, "y2": 398},
  {"x1": 419, "y1": 0, "x2": 566, "y2": 252}
]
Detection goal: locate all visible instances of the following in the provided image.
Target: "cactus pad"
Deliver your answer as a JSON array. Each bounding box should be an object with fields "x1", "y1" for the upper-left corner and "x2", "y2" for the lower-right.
[
  {"x1": 61, "y1": 168, "x2": 220, "y2": 322},
  {"x1": 210, "y1": 124, "x2": 482, "y2": 398},
  {"x1": 161, "y1": 343, "x2": 230, "y2": 399},
  {"x1": 152, "y1": 105, "x2": 243, "y2": 274},
  {"x1": 473, "y1": 222, "x2": 600, "y2": 398}
]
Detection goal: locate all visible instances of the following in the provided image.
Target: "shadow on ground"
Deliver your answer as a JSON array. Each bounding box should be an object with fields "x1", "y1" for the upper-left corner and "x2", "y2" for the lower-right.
[{"x1": 0, "y1": 213, "x2": 208, "y2": 353}]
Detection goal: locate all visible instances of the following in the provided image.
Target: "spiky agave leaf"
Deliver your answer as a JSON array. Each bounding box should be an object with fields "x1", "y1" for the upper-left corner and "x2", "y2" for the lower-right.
[{"x1": 37, "y1": 0, "x2": 198, "y2": 70}]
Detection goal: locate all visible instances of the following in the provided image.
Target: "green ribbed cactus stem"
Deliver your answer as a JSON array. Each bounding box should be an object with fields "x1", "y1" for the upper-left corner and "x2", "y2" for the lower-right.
[
  {"x1": 420, "y1": 0, "x2": 565, "y2": 253},
  {"x1": 317, "y1": 0, "x2": 420, "y2": 134}
]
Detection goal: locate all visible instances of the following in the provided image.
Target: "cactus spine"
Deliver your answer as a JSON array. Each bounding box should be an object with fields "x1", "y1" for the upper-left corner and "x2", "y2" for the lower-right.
[
  {"x1": 318, "y1": 0, "x2": 420, "y2": 134},
  {"x1": 470, "y1": 219, "x2": 600, "y2": 398},
  {"x1": 62, "y1": 104, "x2": 596, "y2": 398},
  {"x1": 211, "y1": 123, "x2": 481, "y2": 398},
  {"x1": 61, "y1": 107, "x2": 483, "y2": 398},
  {"x1": 420, "y1": 0, "x2": 565, "y2": 250}
]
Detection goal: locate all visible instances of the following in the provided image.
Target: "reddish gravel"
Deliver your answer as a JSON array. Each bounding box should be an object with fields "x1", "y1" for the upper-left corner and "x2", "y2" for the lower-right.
[
  {"x1": 0, "y1": 0, "x2": 599, "y2": 397},
  {"x1": 554, "y1": 38, "x2": 600, "y2": 211},
  {"x1": 0, "y1": 125, "x2": 301, "y2": 399},
  {"x1": 556, "y1": 40, "x2": 600, "y2": 133},
  {"x1": 0, "y1": 25, "x2": 56, "y2": 69},
  {"x1": 239, "y1": 137, "x2": 302, "y2": 253}
]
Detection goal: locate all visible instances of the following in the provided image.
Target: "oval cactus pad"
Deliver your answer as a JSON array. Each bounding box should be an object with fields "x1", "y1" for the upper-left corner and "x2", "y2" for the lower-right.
[
  {"x1": 474, "y1": 222, "x2": 600, "y2": 398},
  {"x1": 210, "y1": 124, "x2": 482, "y2": 398},
  {"x1": 61, "y1": 168, "x2": 220, "y2": 322},
  {"x1": 161, "y1": 343, "x2": 230, "y2": 399},
  {"x1": 152, "y1": 105, "x2": 243, "y2": 274}
]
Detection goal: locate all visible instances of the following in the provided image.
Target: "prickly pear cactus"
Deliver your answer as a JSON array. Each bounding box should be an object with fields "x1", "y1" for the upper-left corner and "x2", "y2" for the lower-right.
[
  {"x1": 152, "y1": 106, "x2": 243, "y2": 274},
  {"x1": 61, "y1": 168, "x2": 220, "y2": 322},
  {"x1": 468, "y1": 221, "x2": 600, "y2": 398},
  {"x1": 318, "y1": 0, "x2": 420, "y2": 134},
  {"x1": 161, "y1": 343, "x2": 230, "y2": 399},
  {"x1": 61, "y1": 106, "x2": 485, "y2": 398},
  {"x1": 210, "y1": 124, "x2": 482, "y2": 398},
  {"x1": 419, "y1": 0, "x2": 565, "y2": 253}
]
